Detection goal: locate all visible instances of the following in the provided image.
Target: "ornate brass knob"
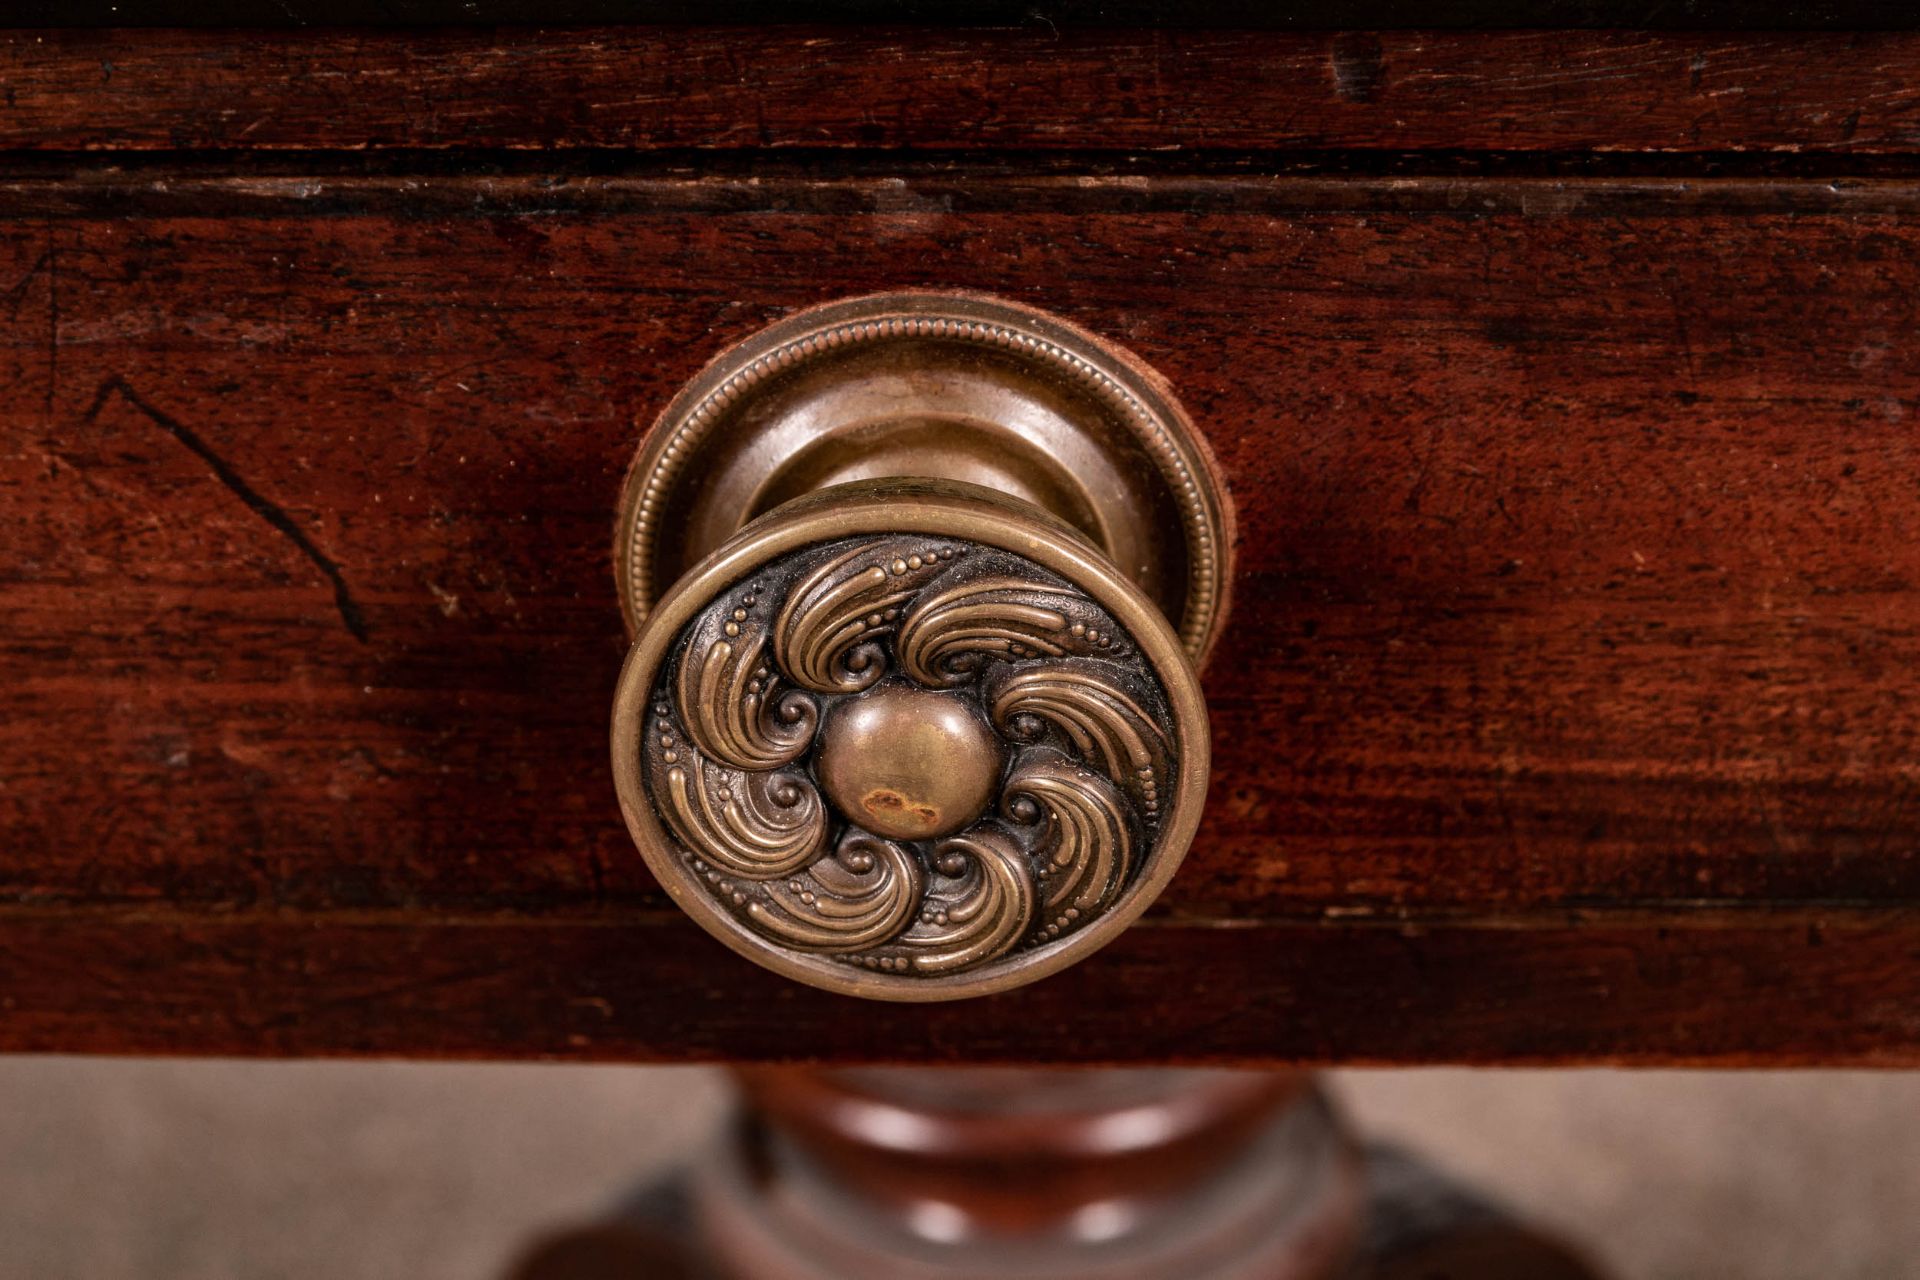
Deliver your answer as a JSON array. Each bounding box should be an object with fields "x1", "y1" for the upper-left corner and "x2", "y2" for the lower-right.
[{"x1": 611, "y1": 295, "x2": 1230, "y2": 1001}]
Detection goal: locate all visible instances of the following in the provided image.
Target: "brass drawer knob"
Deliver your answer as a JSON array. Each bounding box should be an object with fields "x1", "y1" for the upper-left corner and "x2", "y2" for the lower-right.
[{"x1": 611, "y1": 294, "x2": 1230, "y2": 1001}]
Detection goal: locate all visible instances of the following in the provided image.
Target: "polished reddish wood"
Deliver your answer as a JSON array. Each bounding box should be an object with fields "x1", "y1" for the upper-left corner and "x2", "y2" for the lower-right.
[
  {"x1": 508, "y1": 1068, "x2": 1603, "y2": 1279},
  {"x1": 4, "y1": 29, "x2": 1920, "y2": 1059},
  {"x1": 6, "y1": 180, "x2": 1920, "y2": 928},
  {"x1": 2, "y1": 29, "x2": 1920, "y2": 155},
  {"x1": 694, "y1": 1069, "x2": 1363, "y2": 1279},
  {"x1": 0, "y1": 912, "x2": 1915, "y2": 1064},
  {"x1": 728, "y1": 1070, "x2": 1328, "y2": 1229}
]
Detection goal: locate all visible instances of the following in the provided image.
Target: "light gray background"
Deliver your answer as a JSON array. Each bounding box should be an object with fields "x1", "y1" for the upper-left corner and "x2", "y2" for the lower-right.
[{"x1": 1, "y1": 1060, "x2": 1914, "y2": 1280}]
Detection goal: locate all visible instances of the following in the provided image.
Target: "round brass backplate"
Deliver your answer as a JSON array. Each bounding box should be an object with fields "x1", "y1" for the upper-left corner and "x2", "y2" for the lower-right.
[
  {"x1": 615, "y1": 292, "x2": 1233, "y2": 665},
  {"x1": 611, "y1": 481, "x2": 1211, "y2": 1001}
]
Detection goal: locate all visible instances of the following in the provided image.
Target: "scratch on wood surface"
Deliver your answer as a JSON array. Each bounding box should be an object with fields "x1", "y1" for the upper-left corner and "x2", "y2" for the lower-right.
[
  {"x1": 0, "y1": 238, "x2": 59, "y2": 426},
  {"x1": 0, "y1": 249, "x2": 50, "y2": 315},
  {"x1": 42, "y1": 221, "x2": 56, "y2": 428},
  {"x1": 79, "y1": 375, "x2": 371, "y2": 643}
]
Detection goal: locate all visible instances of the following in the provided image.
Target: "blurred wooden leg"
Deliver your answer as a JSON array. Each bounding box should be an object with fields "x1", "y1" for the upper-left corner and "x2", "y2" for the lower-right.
[
  {"x1": 698, "y1": 1068, "x2": 1363, "y2": 1279},
  {"x1": 508, "y1": 1068, "x2": 1604, "y2": 1280}
]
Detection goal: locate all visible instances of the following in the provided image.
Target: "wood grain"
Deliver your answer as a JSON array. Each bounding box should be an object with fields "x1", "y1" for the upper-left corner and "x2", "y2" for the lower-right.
[
  {"x1": 6, "y1": 142, "x2": 1920, "y2": 1055},
  {"x1": 1, "y1": 910, "x2": 1915, "y2": 1064},
  {"x1": 20, "y1": 0, "x2": 1920, "y2": 30},
  {"x1": 4, "y1": 29, "x2": 1920, "y2": 156},
  {"x1": 7, "y1": 174, "x2": 1920, "y2": 933}
]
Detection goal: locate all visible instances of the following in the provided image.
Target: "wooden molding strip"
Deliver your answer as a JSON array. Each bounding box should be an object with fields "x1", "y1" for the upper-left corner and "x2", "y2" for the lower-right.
[
  {"x1": 3, "y1": 29, "x2": 1920, "y2": 155},
  {"x1": 2, "y1": 912, "x2": 1916, "y2": 1064}
]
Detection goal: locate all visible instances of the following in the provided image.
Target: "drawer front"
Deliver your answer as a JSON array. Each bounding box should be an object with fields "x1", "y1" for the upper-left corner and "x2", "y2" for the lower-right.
[{"x1": 4, "y1": 29, "x2": 1920, "y2": 1062}]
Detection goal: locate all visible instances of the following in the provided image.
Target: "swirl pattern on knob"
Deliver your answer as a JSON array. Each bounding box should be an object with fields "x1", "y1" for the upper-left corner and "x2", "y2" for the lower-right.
[{"x1": 638, "y1": 535, "x2": 1180, "y2": 982}]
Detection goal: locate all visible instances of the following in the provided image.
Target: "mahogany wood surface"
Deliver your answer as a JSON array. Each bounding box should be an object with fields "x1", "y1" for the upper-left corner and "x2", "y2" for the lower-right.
[
  {"x1": 4, "y1": 913, "x2": 1917, "y2": 1064},
  {"x1": 3, "y1": 29, "x2": 1920, "y2": 156},
  {"x1": 20, "y1": 1, "x2": 1920, "y2": 30},
  {"x1": 3, "y1": 30, "x2": 1919, "y2": 1061}
]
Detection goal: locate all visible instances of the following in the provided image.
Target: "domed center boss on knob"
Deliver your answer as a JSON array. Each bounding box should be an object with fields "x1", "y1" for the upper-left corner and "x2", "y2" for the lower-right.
[{"x1": 610, "y1": 294, "x2": 1233, "y2": 1000}]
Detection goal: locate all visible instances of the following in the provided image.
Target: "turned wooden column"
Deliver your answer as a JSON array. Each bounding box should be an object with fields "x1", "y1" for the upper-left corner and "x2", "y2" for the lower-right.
[
  {"x1": 509, "y1": 1068, "x2": 1606, "y2": 1280},
  {"x1": 697, "y1": 1068, "x2": 1364, "y2": 1279}
]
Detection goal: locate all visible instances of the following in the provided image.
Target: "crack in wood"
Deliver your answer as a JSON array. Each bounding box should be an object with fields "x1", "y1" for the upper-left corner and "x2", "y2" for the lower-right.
[
  {"x1": 0, "y1": 249, "x2": 51, "y2": 316},
  {"x1": 79, "y1": 375, "x2": 371, "y2": 643}
]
